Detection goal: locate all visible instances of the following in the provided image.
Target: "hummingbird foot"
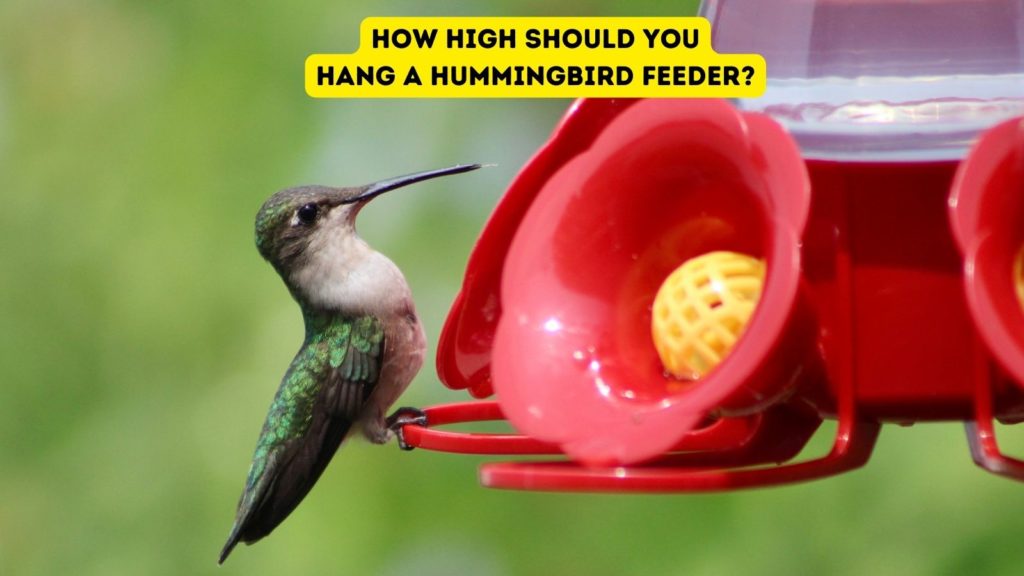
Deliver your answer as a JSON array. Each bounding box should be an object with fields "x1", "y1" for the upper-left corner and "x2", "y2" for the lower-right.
[{"x1": 385, "y1": 407, "x2": 428, "y2": 451}]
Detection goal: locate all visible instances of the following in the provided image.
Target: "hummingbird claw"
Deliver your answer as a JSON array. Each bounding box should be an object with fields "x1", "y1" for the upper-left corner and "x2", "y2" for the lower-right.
[{"x1": 386, "y1": 407, "x2": 428, "y2": 451}]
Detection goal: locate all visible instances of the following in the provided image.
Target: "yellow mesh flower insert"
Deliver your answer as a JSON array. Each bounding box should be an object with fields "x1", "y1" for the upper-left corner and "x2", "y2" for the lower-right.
[{"x1": 651, "y1": 251, "x2": 766, "y2": 380}]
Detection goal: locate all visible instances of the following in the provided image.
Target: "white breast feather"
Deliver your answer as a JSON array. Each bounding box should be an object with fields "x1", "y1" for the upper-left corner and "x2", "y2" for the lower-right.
[{"x1": 289, "y1": 217, "x2": 411, "y2": 315}]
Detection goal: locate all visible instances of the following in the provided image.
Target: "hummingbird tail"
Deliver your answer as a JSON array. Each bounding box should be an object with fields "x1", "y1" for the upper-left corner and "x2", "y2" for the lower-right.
[{"x1": 218, "y1": 524, "x2": 243, "y2": 564}]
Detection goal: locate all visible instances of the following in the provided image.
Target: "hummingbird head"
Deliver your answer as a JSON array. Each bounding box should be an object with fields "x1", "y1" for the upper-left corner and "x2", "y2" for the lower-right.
[{"x1": 254, "y1": 164, "x2": 480, "y2": 306}]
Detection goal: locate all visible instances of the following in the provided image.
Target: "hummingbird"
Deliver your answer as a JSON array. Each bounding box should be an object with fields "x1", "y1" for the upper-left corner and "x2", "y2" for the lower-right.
[{"x1": 219, "y1": 164, "x2": 481, "y2": 564}]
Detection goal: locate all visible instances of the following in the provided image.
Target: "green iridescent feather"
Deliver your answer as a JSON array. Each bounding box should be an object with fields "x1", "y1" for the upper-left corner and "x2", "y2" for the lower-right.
[
  {"x1": 219, "y1": 312, "x2": 384, "y2": 563},
  {"x1": 243, "y1": 314, "x2": 383, "y2": 491}
]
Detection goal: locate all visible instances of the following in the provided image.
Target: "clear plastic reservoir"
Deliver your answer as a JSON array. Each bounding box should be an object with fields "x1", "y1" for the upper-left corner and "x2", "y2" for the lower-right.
[{"x1": 701, "y1": 0, "x2": 1024, "y2": 161}]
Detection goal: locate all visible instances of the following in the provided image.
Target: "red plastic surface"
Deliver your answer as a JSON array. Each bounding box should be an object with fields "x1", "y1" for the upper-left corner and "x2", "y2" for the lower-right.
[
  {"x1": 950, "y1": 117, "x2": 1024, "y2": 389},
  {"x1": 400, "y1": 401, "x2": 560, "y2": 455},
  {"x1": 428, "y1": 99, "x2": 1024, "y2": 491},
  {"x1": 494, "y1": 100, "x2": 818, "y2": 465},
  {"x1": 965, "y1": 338, "x2": 1024, "y2": 481},
  {"x1": 401, "y1": 400, "x2": 816, "y2": 457},
  {"x1": 478, "y1": 421, "x2": 878, "y2": 493},
  {"x1": 438, "y1": 99, "x2": 638, "y2": 399}
]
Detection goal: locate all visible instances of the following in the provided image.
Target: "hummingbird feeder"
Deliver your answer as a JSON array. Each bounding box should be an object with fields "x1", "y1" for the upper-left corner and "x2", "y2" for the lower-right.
[{"x1": 398, "y1": 0, "x2": 1024, "y2": 492}]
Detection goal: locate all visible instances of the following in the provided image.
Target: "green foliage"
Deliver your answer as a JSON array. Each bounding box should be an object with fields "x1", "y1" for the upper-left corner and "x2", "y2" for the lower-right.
[{"x1": 2, "y1": 1, "x2": 1023, "y2": 575}]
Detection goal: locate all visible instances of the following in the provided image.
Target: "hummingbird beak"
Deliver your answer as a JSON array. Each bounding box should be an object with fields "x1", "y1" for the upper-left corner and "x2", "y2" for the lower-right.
[{"x1": 337, "y1": 164, "x2": 482, "y2": 206}]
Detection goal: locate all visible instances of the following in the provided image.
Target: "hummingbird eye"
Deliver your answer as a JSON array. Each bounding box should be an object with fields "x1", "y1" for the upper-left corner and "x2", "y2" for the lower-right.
[{"x1": 296, "y1": 203, "x2": 319, "y2": 225}]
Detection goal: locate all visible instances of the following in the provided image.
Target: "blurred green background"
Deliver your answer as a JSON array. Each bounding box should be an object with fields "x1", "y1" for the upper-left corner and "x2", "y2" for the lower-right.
[{"x1": 2, "y1": 1, "x2": 1024, "y2": 574}]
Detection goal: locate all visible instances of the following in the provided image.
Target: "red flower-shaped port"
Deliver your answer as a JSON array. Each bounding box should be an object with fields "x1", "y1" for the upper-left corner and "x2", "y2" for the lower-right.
[
  {"x1": 950, "y1": 117, "x2": 1024, "y2": 387},
  {"x1": 439, "y1": 99, "x2": 638, "y2": 399},
  {"x1": 439, "y1": 99, "x2": 814, "y2": 465}
]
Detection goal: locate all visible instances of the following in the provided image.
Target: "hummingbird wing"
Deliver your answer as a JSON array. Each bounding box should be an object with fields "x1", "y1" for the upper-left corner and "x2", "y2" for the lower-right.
[{"x1": 219, "y1": 315, "x2": 384, "y2": 563}]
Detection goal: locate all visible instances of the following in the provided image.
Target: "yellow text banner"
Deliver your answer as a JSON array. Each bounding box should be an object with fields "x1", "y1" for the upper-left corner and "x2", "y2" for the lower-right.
[{"x1": 306, "y1": 17, "x2": 766, "y2": 98}]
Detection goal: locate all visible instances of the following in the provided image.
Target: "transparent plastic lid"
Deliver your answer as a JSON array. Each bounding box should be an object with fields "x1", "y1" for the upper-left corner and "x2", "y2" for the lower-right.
[{"x1": 701, "y1": 0, "x2": 1024, "y2": 161}]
